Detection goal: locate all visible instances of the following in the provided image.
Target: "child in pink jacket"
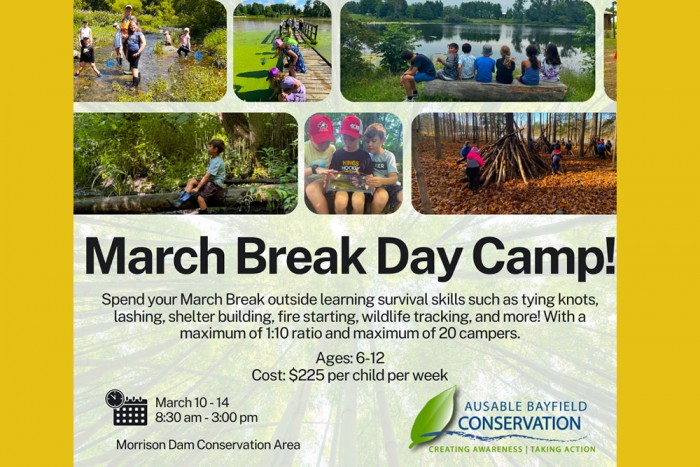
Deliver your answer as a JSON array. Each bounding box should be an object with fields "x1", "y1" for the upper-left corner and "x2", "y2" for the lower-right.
[{"x1": 465, "y1": 147, "x2": 485, "y2": 193}]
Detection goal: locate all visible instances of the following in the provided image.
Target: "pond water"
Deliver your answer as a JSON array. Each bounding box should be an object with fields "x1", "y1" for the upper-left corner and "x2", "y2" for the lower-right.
[
  {"x1": 365, "y1": 23, "x2": 586, "y2": 70},
  {"x1": 234, "y1": 17, "x2": 331, "y2": 33},
  {"x1": 74, "y1": 32, "x2": 218, "y2": 102}
]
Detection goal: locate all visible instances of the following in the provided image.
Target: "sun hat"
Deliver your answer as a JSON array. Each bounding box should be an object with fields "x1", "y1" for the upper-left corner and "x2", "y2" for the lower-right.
[
  {"x1": 267, "y1": 67, "x2": 280, "y2": 80},
  {"x1": 273, "y1": 39, "x2": 283, "y2": 49},
  {"x1": 308, "y1": 115, "x2": 335, "y2": 145},
  {"x1": 339, "y1": 116, "x2": 362, "y2": 139},
  {"x1": 126, "y1": 4, "x2": 133, "y2": 9}
]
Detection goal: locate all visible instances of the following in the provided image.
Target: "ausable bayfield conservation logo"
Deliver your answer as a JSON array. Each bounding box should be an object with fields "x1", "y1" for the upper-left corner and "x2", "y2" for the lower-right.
[{"x1": 409, "y1": 386, "x2": 590, "y2": 449}]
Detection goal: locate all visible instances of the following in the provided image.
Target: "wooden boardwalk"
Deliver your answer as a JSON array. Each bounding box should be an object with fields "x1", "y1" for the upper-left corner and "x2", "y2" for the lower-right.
[{"x1": 289, "y1": 28, "x2": 331, "y2": 101}]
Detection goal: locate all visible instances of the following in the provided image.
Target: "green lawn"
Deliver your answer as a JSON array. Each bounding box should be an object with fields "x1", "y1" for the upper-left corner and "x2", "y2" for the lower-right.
[{"x1": 233, "y1": 30, "x2": 281, "y2": 101}]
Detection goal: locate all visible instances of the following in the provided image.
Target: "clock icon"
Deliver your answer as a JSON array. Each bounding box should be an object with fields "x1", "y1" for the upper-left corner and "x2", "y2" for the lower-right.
[{"x1": 105, "y1": 389, "x2": 125, "y2": 409}]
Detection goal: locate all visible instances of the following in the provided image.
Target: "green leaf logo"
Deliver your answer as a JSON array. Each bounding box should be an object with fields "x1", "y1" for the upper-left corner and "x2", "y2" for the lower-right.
[{"x1": 409, "y1": 385, "x2": 457, "y2": 448}]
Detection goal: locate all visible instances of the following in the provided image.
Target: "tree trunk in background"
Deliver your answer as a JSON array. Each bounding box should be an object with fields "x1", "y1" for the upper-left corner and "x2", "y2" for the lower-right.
[
  {"x1": 527, "y1": 113, "x2": 532, "y2": 142},
  {"x1": 578, "y1": 113, "x2": 586, "y2": 157},
  {"x1": 472, "y1": 114, "x2": 478, "y2": 142},
  {"x1": 590, "y1": 112, "x2": 598, "y2": 140},
  {"x1": 612, "y1": 124, "x2": 617, "y2": 167},
  {"x1": 413, "y1": 122, "x2": 434, "y2": 214},
  {"x1": 506, "y1": 113, "x2": 515, "y2": 134},
  {"x1": 553, "y1": 113, "x2": 557, "y2": 142},
  {"x1": 433, "y1": 114, "x2": 442, "y2": 159}
]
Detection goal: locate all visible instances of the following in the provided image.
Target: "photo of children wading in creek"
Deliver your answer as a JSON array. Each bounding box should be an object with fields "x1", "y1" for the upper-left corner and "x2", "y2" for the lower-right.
[
  {"x1": 73, "y1": 1, "x2": 226, "y2": 102},
  {"x1": 233, "y1": 0, "x2": 332, "y2": 102}
]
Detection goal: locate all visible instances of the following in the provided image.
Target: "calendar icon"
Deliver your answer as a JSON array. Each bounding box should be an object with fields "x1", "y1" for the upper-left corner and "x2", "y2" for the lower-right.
[{"x1": 105, "y1": 390, "x2": 148, "y2": 426}]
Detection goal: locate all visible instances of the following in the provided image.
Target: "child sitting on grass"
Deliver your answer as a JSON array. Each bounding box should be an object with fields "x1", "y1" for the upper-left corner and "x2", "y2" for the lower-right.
[
  {"x1": 171, "y1": 139, "x2": 227, "y2": 214},
  {"x1": 364, "y1": 123, "x2": 403, "y2": 214},
  {"x1": 75, "y1": 37, "x2": 102, "y2": 78}
]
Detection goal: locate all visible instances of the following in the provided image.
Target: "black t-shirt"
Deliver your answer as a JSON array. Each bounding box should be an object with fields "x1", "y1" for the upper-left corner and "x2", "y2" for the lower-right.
[
  {"x1": 496, "y1": 58, "x2": 515, "y2": 84},
  {"x1": 329, "y1": 148, "x2": 373, "y2": 175},
  {"x1": 411, "y1": 54, "x2": 436, "y2": 77},
  {"x1": 80, "y1": 45, "x2": 95, "y2": 63}
]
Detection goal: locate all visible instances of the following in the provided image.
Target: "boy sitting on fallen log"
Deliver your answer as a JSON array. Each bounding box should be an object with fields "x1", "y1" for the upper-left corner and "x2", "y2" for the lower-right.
[{"x1": 171, "y1": 139, "x2": 227, "y2": 214}]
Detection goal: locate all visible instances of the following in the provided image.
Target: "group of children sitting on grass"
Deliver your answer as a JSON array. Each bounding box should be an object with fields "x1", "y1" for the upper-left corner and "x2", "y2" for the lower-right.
[
  {"x1": 400, "y1": 42, "x2": 562, "y2": 101},
  {"x1": 304, "y1": 115, "x2": 403, "y2": 215}
]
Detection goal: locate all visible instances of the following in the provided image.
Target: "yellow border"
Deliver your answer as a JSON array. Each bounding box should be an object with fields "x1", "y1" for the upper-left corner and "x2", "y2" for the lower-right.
[
  {"x1": 5, "y1": 0, "x2": 699, "y2": 464},
  {"x1": 4, "y1": 1, "x2": 71, "y2": 464},
  {"x1": 619, "y1": 0, "x2": 699, "y2": 465}
]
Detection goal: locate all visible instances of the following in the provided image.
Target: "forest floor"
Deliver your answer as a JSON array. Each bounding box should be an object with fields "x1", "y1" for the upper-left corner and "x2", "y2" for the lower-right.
[
  {"x1": 604, "y1": 38, "x2": 617, "y2": 100},
  {"x1": 412, "y1": 140, "x2": 616, "y2": 214}
]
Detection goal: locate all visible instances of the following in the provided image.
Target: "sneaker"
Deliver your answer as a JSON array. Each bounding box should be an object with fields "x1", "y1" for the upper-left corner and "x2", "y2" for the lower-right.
[
  {"x1": 169, "y1": 199, "x2": 183, "y2": 208},
  {"x1": 97, "y1": 73, "x2": 102, "y2": 78},
  {"x1": 123, "y1": 70, "x2": 133, "y2": 75},
  {"x1": 74, "y1": 73, "x2": 79, "y2": 78},
  {"x1": 403, "y1": 96, "x2": 415, "y2": 102}
]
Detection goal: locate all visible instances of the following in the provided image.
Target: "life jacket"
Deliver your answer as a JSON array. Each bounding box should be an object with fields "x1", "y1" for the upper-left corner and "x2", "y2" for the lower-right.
[{"x1": 121, "y1": 16, "x2": 134, "y2": 38}]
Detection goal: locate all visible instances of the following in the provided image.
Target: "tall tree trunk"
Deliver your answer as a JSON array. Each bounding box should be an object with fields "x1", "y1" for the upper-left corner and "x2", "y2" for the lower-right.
[
  {"x1": 611, "y1": 124, "x2": 617, "y2": 167},
  {"x1": 527, "y1": 113, "x2": 532, "y2": 142},
  {"x1": 433, "y1": 114, "x2": 442, "y2": 159},
  {"x1": 590, "y1": 112, "x2": 598, "y2": 141},
  {"x1": 578, "y1": 113, "x2": 586, "y2": 157},
  {"x1": 472, "y1": 114, "x2": 478, "y2": 142},
  {"x1": 553, "y1": 113, "x2": 557, "y2": 142},
  {"x1": 413, "y1": 122, "x2": 434, "y2": 214},
  {"x1": 506, "y1": 113, "x2": 514, "y2": 134}
]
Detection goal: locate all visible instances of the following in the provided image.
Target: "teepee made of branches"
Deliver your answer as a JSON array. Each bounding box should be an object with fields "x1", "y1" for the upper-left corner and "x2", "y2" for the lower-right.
[
  {"x1": 534, "y1": 132, "x2": 552, "y2": 153},
  {"x1": 480, "y1": 118, "x2": 550, "y2": 188}
]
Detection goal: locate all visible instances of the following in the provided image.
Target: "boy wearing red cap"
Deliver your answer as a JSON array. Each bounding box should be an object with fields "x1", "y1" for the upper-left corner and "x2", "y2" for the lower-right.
[
  {"x1": 329, "y1": 116, "x2": 373, "y2": 214},
  {"x1": 305, "y1": 114, "x2": 336, "y2": 214}
]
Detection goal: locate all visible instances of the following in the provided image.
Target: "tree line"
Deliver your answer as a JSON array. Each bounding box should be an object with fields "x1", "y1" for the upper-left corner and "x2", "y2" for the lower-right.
[
  {"x1": 345, "y1": 0, "x2": 591, "y2": 25},
  {"x1": 75, "y1": 0, "x2": 226, "y2": 39},
  {"x1": 234, "y1": 1, "x2": 331, "y2": 18},
  {"x1": 415, "y1": 113, "x2": 616, "y2": 159}
]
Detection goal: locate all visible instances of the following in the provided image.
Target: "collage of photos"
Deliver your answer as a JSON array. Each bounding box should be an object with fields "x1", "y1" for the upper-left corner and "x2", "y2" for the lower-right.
[
  {"x1": 74, "y1": 113, "x2": 298, "y2": 214},
  {"x1": 341, "y1": 0, "x2": 595, "y2": 102},
  {"x1": 412, "y1": 112, "x2": 616, "y2": 215},
  {"x1": 304, "y1": 113, "x2": 403, "y2": 214},
  {"x1": 73, "y1": 1, "x2": 227, "y2": 102},
  {"x1": 73, "y1": 2, "x2": 617, "y2": 218}
]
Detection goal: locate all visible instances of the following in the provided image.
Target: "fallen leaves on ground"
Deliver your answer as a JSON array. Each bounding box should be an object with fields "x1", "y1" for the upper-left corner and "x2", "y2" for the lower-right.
[{"x1": 412, "y1": 141, "x2": 616, "y2": 215}]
